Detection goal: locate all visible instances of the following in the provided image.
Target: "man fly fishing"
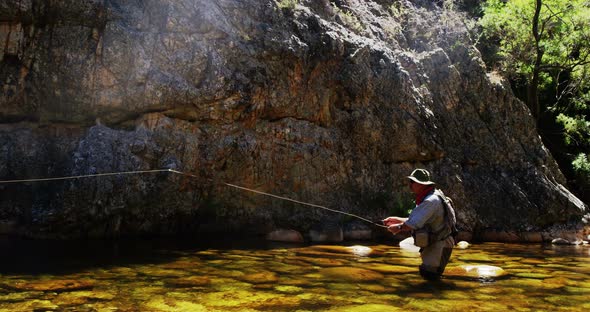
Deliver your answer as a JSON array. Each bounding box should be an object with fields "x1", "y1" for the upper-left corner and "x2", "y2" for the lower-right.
[{"x1": 383, "y1": 168, "x2": 457, "y2": 281}]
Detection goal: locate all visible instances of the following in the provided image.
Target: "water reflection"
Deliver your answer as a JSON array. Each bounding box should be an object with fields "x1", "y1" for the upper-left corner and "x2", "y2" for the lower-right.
[{"x1": 0, "y1": 236, "x2": 589, "y2": 311}]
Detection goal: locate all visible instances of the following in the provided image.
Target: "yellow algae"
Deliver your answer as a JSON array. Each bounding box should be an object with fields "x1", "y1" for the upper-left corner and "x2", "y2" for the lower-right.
[
  {"x1": 326, "y1": 282, "x2": 360, "y2": 291},
  {"x1": 296, "y1": 292, "x2": 350, "y2": 307},
  {"x1": 53, "y1": 290, "x2": 115, "y2": 306},
  {"x1": 319, "y1": 267, "x2": 384, "y2": 282},
  {"x1": 0, "y1": 291, "x2": 43, "y2": 302},
  {"x1": 405, "y1": 298, "x2": 508, "y2": 311},
  {"x1": 143, "y1": 296, "x2": 209, "y2": 312},
  {"x1": 160, "y1": 260, "x2": 200, "y2": 270},
  {"x1": 135, "y1": 267, "x2": 185, "y2": 278},
  {"x1": 238, "y1": 271, "x2": 279, "y2": 284},
  {"x1": 520, "y1": 258, "x2": 546, "y2": 265},
  {"x1": 215, "y1": 269, "x2": 246, "y2": 279},
  {"x1": 544, "y1": 294, "x2": 590, "y2": 306},
  {"x1": 165, "y1": 275, "x2": 211, "y2": 288},
  {"x1": 564, "y1": 285, "x2": 590, "y2": 293},
  {"x1": 280, "y1": 277, "x2": 310, "y2": 286},
  {"x1": 131, "y1": 285, "x2": 168, "y2": 301},
  {"x1": 441, "y1": 290, "x2": 472, "y2": 300},
  {"x1": 267, "y1": 262, "x2": 310, "y2": 274},
  {"x1": 516, "y1": 278, "x2": 544, "y2": 288},
  {"x1": 514, "y1": 272, "x2": 553, "y2": 279},
  {"x1": 363, "y1": 263, "x2": 416, "y2": 274},
  {"x1": 298, "y1": 256, "x2": 346, "y2": 266},
  {"x1": 326, "y1": 303, "x2": 401, "y2": 312},
  {"x1": 274, "y1": 285, "x2": 304, "y2": 293},
  {"x1": 567, "y1": 280, "x2": 590, "y2": 288},
  {"x1": 550, "y1": 270, "x2": 588, "y2": 280},
  {"x1": 0, "y1": 300, "x2": 58, "y2": 311},
  {"x1": 210, "y1": 280, "x2": 253, "y2": 292},
  {"x1": 357, "y1": 283, "x2": 388, "y2": 293},
  {"x1": 537, "y1": 263, "x2": 567, "y2": 269},
  {"x1": 457, "y1": 253, "x2": 493, "y2": 262},
  {"x1": 252, "y1": 283, "x2": 275, "y2": 290},
  {"x1": 475, "y1": 286, "x2": 511, "y2": 295},
  {"x1": 201, "y1": 289, "x2": 301, "y2": 310},
  {"x1": 1, "y1": 279, "x2": 94, "y2": 292}
]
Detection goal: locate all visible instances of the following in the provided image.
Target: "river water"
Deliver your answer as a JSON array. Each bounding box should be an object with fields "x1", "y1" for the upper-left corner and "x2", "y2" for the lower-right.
[{"x1": 1, "y1": 237, "x2": 589, "y2": 311}]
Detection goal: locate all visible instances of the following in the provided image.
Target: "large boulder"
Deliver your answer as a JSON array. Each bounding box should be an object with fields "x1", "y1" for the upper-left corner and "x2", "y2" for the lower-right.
[{"x1": 0, "y1": 0, "x2": 587, "y2": 239}]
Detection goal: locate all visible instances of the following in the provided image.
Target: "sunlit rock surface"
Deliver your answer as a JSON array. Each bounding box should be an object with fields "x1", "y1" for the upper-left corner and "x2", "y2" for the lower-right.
[
  {"x1": 399, "y1": 237, "x2": 420, "y2": 252},
  {"x1": 445, "y1": 265, "x2": 507, "y2": 279},
  {"x1": 0, "y1": 0, "x2": 586, "y2": 239},
  {"x1": 456, "y1": 241, "x2": 470, "y2": 249}
]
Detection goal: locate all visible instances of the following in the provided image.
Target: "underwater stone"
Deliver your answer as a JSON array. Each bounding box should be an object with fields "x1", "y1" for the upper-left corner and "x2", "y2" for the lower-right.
[
  {"x1": 445, "y1": 265, "x2": 508, "y2": 279},
  {"x1": 0, "y1": 279, "x2": 95, "y2": 292},
  {"x1": 266, "y1": 229, "x2": 304, "y2": 243},
  {"x1": 165, "y1": 276, "x2": 211, "y2": 288},
  {"x1": 309, "y1": 225, "x2": 344, "y2": 243},
  {"x1": 319, "y1": 267, "x2": 384, "y2": 282},
  {"x1": 239, "y1": 271, "x2": 279, "y2": 284}
]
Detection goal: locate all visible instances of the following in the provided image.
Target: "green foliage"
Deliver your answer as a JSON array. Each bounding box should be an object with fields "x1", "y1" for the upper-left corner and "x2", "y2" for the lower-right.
[
  {"x1": 556, "y1": 113, "x2": 590, "y2": 147},
  {"x1": 572, "y1": 153, "x2": 590, "y2": 175},
  {"x1": 479, "y1": 0, "x2": 590, "y2": 86}
]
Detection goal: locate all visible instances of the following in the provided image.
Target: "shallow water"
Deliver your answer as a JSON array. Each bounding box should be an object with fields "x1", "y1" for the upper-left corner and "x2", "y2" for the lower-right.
[{"x1": 1, "y1": 237, "x2": 589, "y2": 311}]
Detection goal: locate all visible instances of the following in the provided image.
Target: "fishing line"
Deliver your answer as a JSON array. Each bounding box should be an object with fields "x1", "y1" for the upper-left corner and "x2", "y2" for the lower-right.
[
  {"x1": 0, "y1": 169, "x2": 172, "y2": 184},
  {"x1": 0, "y1": 168, "x2": 388, "y2": 228}
]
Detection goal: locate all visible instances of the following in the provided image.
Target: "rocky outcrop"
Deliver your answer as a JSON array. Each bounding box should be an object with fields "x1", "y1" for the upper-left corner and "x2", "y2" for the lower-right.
[{"x1": 0, "y1": 0, "x2": 587, "y2": 239}]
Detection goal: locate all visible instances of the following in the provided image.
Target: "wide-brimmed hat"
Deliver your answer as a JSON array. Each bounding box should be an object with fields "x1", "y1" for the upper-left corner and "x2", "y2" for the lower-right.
[{"x1": 407, "y1": 168, "x2": 435, "y2": 185}]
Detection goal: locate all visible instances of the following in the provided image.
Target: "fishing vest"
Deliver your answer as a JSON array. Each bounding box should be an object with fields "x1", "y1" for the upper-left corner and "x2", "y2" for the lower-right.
[{"x1": 432, "y1": 189, "x2": 458, "y2": 241}]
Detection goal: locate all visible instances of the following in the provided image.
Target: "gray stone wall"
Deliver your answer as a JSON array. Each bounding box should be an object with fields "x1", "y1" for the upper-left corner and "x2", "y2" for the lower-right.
[{"x1": 0, "y1": 0, "x2": 586, "y2": 239}]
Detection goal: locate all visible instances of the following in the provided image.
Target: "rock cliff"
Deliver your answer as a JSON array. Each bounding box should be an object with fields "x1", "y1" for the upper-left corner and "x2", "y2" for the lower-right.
[{"x1": 0, "y1": 0, "x2": 587, "y2": 240}]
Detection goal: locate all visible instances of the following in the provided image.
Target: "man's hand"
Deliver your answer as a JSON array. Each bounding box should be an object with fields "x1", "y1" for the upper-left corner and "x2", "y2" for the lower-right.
[
  {"x1": 387, "y1": 224, "x2": 403, "y2": 235},
  {"x1": 382, "y1": 216, "x2": 406, "y2": 226}
]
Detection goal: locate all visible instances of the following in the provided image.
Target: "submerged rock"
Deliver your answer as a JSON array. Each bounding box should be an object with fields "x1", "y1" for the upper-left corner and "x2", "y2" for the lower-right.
[
  {"x1": 445, "y1": 265, "x2": 508, "y2": 279},
  {"x1": 238, "y1": 271, "x2": 279, "y2": 284},
  {"x1": 53, "y1": 290, "x2": 115, "y2": 306},
  {"x1": 343, "y1": 223, "x2": 373, "y2": 240},
  {"x1": 0, "y1": 279, "x2": 95, "y2": 292},
  {"x1": 551, "y1": 238, "x2": 583, "y2": 245},
  {"x1": 310, "y1": 224, "x2": 344, "y2": 243},
  {"x1": 318, "y1": 267, "x2": 384, "y2": 282},
  {"x1": 266, "y1": 229, "x2": 304, "y2": 243},
  {"x1": 165, "y1": 276, "x2": 211, "y2": 288}
]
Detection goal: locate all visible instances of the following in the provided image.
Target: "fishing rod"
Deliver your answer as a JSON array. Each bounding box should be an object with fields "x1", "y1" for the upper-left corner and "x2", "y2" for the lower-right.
[{"x1": 0, "y1": 168, "x2": 388, "y2": 229}]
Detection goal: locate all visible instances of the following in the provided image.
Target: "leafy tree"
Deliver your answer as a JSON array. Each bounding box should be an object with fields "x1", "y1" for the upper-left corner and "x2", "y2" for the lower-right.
[
  {"x1": 479, "y1": 0, "x2": 590, "y2": 202},
  {"x1": 480, "y1": 0, "x2": 590, "y2": 118}
]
